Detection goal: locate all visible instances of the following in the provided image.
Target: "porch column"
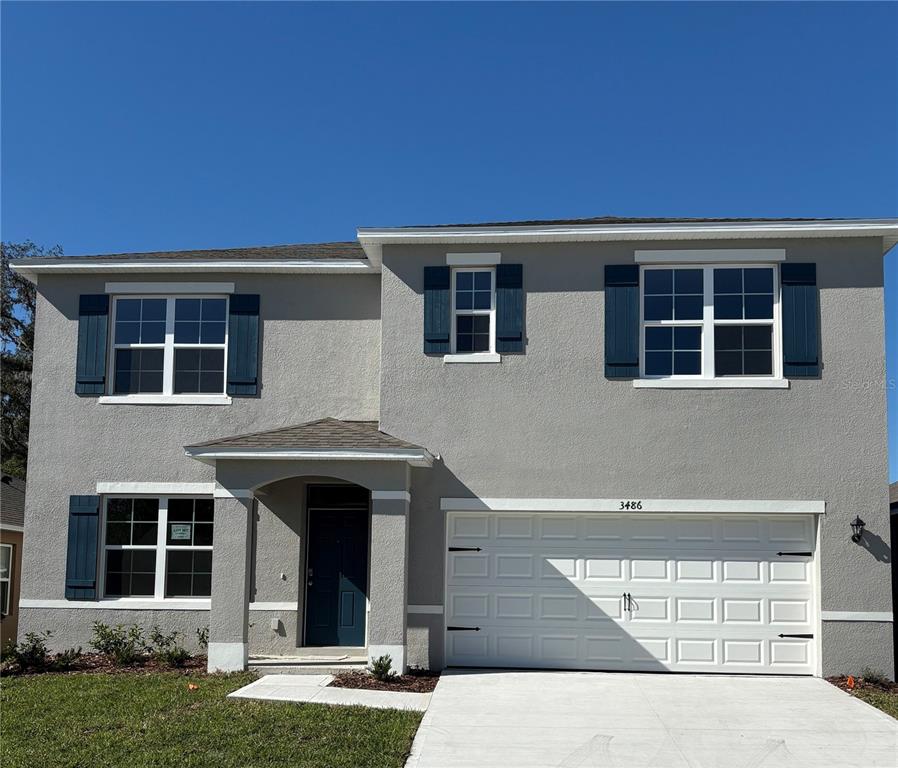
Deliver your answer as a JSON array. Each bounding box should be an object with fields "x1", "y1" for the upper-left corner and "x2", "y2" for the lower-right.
[
  {"x1": 208, "y1": 493, "x2": 253, "y2": 672},
  {"x1": 368, "y1": 491, "x2": 410, "y2": 672}
]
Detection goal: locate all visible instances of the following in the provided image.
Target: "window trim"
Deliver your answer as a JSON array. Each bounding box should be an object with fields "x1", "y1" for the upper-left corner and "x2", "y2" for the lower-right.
[
  {"x1": 638, "y1": 264, "x2": 783, "y2": 383},
  {"x1": 0, "y1": 542, "x2": 12, "y2": 617},
  {"x1": 99, "y1": 495, "x2": 213, "y2": 602},
  {"x1": 106, "y1": 294, "x2": 230, "y2": 401},
  {"x1": 447, "y1": 266, "x2": 498, "y2": 360}
]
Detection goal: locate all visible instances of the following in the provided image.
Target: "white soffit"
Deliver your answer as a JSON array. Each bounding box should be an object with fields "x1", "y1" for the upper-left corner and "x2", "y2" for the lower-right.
[{"x1": 11, "y1": 259, "x2": 377, "y2": 279}]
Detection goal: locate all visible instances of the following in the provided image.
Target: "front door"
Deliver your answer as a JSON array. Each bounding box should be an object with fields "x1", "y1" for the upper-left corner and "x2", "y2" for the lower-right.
[{"x1": 305, "y1": 490, "x2": 369, "y2": 647}]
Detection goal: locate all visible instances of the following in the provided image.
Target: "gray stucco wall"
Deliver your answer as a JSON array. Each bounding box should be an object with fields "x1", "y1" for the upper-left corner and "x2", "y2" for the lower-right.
[
  {"x1": 19, "y1": 271, "x2": 381, "y2": 648},
  {"x1": 379, "y1": 237, "x2": 893, "y2": 676}
]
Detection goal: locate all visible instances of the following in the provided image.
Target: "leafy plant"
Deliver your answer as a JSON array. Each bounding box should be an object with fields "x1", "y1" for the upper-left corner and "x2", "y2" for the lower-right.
[
  {"x1": 195, "y1": 626, "x2": 209, "y2": 651},
  {"x1": 149, "y1": 627, "x2": 191, "y2": 667},
  {"x1": 10, "y1": 630, "x2": 53, "y2": 671},
  {"x1": 369, "y1": 654, "x2": 397, "y2": 682},
  {"x1": 51, "y1": 647, "x2": 82, "y2": 671},
  {"x1": 861, "y1": 668, "x2": 891, "y2": 687},
  {"x1": 90, "y1": 622, "x2": 149, "y2": 665}
]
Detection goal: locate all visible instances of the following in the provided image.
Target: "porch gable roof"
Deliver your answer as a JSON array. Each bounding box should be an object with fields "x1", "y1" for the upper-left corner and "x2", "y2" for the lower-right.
[{"x1": 184, "y1": 418, "x2": 433, "y2": 467}]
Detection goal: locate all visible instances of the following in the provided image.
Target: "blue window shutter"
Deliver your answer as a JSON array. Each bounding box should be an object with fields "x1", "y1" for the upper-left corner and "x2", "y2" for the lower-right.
[
  {"x1": 227, "y1": 294, "x2": 261, "y2": 396},
  {"x1": 65, "y1": 495, "x2": 99, "y2": 600},
  {"x1": 604, "y1": 265, "x2": 640, "y2": 378},
  {"x1": 423, "y1": 266, "x2": 451, "y2": 354},
  {"x1": 781, "y1": 263, "x2": 819, "y2": 377},
  {"x1": 75, "y1": 295, "x2": 109, "y2": 396},
  {"x1": 496, "y1": 264, "x2": 524, "y2": 353}
]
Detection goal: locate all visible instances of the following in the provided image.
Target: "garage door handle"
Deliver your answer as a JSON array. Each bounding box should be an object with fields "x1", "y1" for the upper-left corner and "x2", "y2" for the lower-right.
[
  {"x1": 448, "y1": 547, "x2": 482, "y2": 552},
  {"x1": 777, "y1": 633, "x2": 813, "y2": 639},
  {"x1": 776, "y1": 551, "x2": 812, "y2": 557},
  {"x1": 447, "y1": 626, "x2": 481, "y2": 631}
]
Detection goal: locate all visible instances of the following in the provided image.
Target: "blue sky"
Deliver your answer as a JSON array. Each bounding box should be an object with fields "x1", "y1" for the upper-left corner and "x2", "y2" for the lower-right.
[{"x1": 2, "y1": 2, "x2": 896, "y2": 478}]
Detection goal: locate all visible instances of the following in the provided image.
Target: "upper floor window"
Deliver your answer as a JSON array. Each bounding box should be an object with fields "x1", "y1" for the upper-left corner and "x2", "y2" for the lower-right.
[
  {"x1": 641, "y1": 266, "x2": 779, "y2": 380},
  {"x1": 451, "y1": 268, "x2": 495, "y2": 354},
  {"x1": 111, "y1": 296, "x2": 228, "y2": 396},
  {"x1": 102, "y1": 496, "x2": 213, "y2": 599}
]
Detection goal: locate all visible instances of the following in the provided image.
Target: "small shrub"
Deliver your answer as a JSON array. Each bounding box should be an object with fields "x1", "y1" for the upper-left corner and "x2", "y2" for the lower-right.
[
  {"x1": 369, "y1": 654, "x2": 396, "y2": 682},
  {"x1": 196, "y1": 626, "x2": 209, "y2": 651},
  {"x1": 90, "y1": 622, "x2": 149, "y2": 665},
  {"x1": 149, "y1": 627, "x2": 191, "y2": 667},
  {"x1": 861, "y1": 668, "x2": 891, "y2": 687},
  {"x1": 51, "y1": 647, "x2": 83, "y2": 671},
  {"x1": 1, "y1": 639, "x2": 16, "y2": 662},
  {"x1": 12, "y1": 631, "x2": 53, "y2": 671}
]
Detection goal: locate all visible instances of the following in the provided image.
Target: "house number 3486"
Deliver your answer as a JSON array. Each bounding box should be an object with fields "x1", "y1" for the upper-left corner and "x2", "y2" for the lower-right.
[{"x1": 619, "y1": 500, "x2": 643, "y2": 510}]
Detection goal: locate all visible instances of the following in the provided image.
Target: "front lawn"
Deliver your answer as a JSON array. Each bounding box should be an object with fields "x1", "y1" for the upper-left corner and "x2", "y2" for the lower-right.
[
  {"x1": 828, "y1": 675, "x2": 898, "y2": 720},
  {"x1": 852, "y1": 688, "x2": 898, "y2": 719},
  {"x1": 0, "y1": 671, "x2": 422, "y2": 768}
]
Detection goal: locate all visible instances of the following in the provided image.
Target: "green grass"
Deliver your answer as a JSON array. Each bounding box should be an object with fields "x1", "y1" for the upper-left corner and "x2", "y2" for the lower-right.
[
  {"x1": 853, "y1": 689, "x2": 898, "y2": 720},
  {"x1": 0, "y1": 671, "x2": 423, "y2": 768}
]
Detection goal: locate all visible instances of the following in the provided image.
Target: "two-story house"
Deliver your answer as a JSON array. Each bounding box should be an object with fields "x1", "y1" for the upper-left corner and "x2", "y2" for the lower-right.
[{"x1": 11, "y1": 216, "x2": 897, "y2": 678}]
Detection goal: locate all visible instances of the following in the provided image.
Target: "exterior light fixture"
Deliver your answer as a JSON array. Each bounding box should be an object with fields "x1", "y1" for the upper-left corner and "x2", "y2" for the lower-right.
[{"x1": 850, "y1": 516, "x2": 865, "y2": 543}]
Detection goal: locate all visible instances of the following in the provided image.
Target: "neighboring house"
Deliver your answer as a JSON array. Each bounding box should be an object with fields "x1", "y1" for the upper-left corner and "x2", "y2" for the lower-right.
[
  {"x1": 1, "y1": 475, "x2": 26, "y2": 648},
  {"x1": 10, "y1": 216, "x2": 897, "y2": 679}
]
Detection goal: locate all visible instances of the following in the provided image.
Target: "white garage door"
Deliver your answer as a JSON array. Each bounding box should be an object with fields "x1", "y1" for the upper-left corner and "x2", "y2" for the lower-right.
[{"x1": 445, "y1": 513, "x2": 817, "y2": 674}]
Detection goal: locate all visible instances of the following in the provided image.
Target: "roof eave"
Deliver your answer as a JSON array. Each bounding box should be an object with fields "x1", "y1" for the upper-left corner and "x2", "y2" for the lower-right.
[
  {"x1": 358, "y1": 219, "x2": 898, "y2": 257},
  {"x1": 9, "y1": 258, "x2": 379, "y2": 282},
  {"x1": 184, "y1": 446, "x2": 434, "y2": 468}
]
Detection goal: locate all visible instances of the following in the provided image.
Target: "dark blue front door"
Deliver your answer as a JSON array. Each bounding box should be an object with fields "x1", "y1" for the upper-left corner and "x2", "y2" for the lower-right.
[{"x1": 305, "y1": 496, "x2": 368, "y2": 647}]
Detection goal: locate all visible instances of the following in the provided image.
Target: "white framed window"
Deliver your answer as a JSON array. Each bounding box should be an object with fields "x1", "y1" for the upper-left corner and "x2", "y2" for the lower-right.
[
  {"x1": 101, "y1": 496, "x2": 213, "y2": 600},
  {"x1": 0, "y1": 543, "x2": 12, "y2": 616},
  {"x1": 640, "y1": 265, "x2": 781, "y2": 381},
  {"x1": 109, "y1": 296, "x2": 228, "y2": 397},
  {"x1": 450, "y1": 267, "x2": 496, "y2": 356}
]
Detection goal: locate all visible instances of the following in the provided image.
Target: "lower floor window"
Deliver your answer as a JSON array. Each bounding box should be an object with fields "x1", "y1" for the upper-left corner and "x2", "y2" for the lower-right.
[
  {"x1": 103, "y1": 496, "x2": 214, "y2": 599},
  {"x1": 0, "y1": 543, "x2": 12, "y2": 616}
]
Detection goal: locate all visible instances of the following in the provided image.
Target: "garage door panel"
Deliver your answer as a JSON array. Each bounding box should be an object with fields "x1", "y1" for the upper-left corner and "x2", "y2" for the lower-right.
[{"x1": 446, "y1": 512, "x2": 816, "y2": 674}]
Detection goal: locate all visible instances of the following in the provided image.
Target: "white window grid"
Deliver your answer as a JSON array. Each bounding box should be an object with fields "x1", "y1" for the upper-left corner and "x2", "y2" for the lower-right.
[
  {"x1": 108, "y1": 295, "x2": 229, "y2": 397},
  {"x1": 100, "y1": 496, "x2": 213, "y2": 601},
  {"x1": 639, "y1": 264, "x2": 782, "y2": 380},
  {"x1": 449, "y1": 267, "x2": 496, "y2": 355},
  {"x1": 0, "y1": 542, "x2": 12, "y2": 616}
]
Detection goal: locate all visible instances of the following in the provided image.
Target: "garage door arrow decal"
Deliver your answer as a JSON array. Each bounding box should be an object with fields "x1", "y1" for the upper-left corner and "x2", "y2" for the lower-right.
[{"x1": 448, "y1": 546, "x2": 482, "y2": 552}]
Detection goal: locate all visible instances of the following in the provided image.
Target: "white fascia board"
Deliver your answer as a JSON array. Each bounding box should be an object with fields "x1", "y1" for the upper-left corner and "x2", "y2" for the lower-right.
[
  {"x1": 97, "y1": 482, "x2": 215, "y2": 495},
  {"x1": 10, "y1": 259, "x2": 378, "y2": 281},
  {"x1": 635, "y1": 249, "x2": 786, "y2": 263},
  {"x1": 185, "y1": 447, "x2": 434, "y2": 468},
  {"x1": 440, "y1": 497, "x2": 826, "y2": 515},
  {"x1": 105, "y1": 281, "x2": 235, "y2": 294},
  {"x1": 358, "y1": 219, "x2": 898, "y2": 257}
]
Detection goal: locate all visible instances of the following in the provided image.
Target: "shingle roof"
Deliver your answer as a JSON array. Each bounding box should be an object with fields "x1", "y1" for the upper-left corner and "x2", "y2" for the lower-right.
[
  {"x1": 890, "y1": 482, "x2": 898, "y2": 507},
  {"x1": 1, "y1": 476, "x2": 26, "y2": 529},
  {"x1": 14, "y1": 241, "x2": 365, "y2": 264},
  {"x1": 186, "y1": 418, "x2": 424, "y2": 451},
  {"x1": 396, "y1": 216, "x2": 841, "y2": 229}
]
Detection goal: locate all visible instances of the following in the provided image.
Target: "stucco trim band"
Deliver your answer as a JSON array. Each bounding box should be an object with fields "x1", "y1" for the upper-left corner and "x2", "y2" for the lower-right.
[
  {"x1": 821, "y1": 611, "x2": 893, "y2": 622},
  {"x1": 0, "y1": 524, "x2": 24, "y2": 533},
  {"x1": 635, "y1": 249, "x2": 786, "y2": 264},
  {"x1": 213, "y1": 486, "x2": 254, "y2": 499},
  {"x1": 105, "y1": 281, "x2": 236, "y2": 294},
  {"x1": 440, "y1": 498, "x2": 826, "y2": 515},
  {"x1": 408, "y1": 605, "x2": 444, "y2": 614},
  {"x1": 371, "y1": 490, "x2": 411, "y2": 502},
  {"x1": 446, "y1": 253, "x2": 502, "y2": 266},
  {"x1": 633, "y1": 378, "x2": 789, "y2": 389},
  {"x1": 96, "y1": 482, "x2": 216, "y2": 495},
  {"x1": 20, "y1": 598, "x2": 211, "y2": 610}
]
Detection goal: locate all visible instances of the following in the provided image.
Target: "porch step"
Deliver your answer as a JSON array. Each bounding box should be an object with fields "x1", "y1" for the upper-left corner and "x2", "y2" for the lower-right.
[{"x1": 249, "y1": 651, "x2": 368, "y2": 676}]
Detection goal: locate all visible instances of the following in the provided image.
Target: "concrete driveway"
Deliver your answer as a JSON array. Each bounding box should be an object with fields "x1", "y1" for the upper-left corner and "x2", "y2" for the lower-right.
[{"x1": 406, "y1": 670, "x2": 898, "y2": 768}]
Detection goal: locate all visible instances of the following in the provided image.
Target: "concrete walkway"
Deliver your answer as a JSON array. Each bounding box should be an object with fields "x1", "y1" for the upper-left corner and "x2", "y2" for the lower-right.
[
  {"x1": 227, "y1": 673, "x2": 431, "y2": 712},
  {"x1": 407, "y1": 670, "x2": 898, "y2": 768}
]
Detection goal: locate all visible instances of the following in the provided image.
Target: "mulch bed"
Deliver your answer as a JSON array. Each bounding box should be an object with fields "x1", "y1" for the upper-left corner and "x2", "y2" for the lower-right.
[
  {"x1": 828, "y1": 675, "x2": 898, "y2": 694},
  {"x1": 329, "y1": 669, "x2": 440, "y2": 693},
  {"x1": 1, "y1": 653, "x2": 207, "y2": 678}
]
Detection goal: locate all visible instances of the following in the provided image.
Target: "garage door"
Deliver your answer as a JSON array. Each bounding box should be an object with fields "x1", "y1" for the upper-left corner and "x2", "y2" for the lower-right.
[{"x1": 446, "y1": 513, "x2": 817, "y2": 674}]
